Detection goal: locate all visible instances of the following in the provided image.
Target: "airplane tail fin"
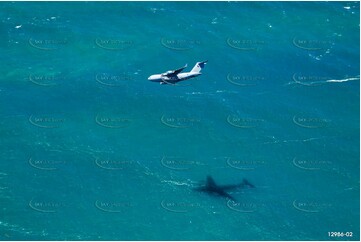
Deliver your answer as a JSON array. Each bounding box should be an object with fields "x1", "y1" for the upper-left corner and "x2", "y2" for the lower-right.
[
  {"x1": 190, "y1": 60, "x2": 208, "y2": 73},
  {"x1": 241, "y1": 179, "x2": 255, "y2": 188}
]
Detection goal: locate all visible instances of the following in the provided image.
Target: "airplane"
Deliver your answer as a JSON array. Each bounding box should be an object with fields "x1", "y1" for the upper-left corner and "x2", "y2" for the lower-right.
[
  {"x1": 193, "y1": 175, "x2": 255, "y2": 201},
  {"x1": 148, "y1": 60, "x2": 208, "y2": 85}
]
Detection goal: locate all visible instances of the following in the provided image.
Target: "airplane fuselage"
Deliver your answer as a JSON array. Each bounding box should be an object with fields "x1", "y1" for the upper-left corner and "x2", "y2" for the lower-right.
[
  {"x1": 195, "y1": 186, "x2": 235, "y2": 200},
  {"x1": 193, "y1": 176, "x2": 255, "y2": 201},
  {"x1": 148, "y1": 61, "x2": 207, "y2": 85},
  {"x1": 148, "y1": 72, "x2": 201, "y2": 84}
]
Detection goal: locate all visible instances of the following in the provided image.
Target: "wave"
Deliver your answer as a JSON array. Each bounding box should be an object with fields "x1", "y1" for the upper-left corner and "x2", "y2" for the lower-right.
[
  {"x1": 186, "y1": 90, "x2": 239, "y2": 95},
  {"x1": 325, "y1": 77, "x2": 360, "y2": 83},
  {"x1": 287, "y1": 76, "x2": 359, "y2": 86}
]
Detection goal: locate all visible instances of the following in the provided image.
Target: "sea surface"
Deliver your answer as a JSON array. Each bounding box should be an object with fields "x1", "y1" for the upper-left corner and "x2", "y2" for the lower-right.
[{"x1": 0, "y1": 1, "x2": 360, "y2": 241}]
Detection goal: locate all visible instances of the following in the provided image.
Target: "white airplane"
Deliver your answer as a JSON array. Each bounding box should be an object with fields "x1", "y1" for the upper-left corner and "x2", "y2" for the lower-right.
[{"x1": 148, "y1": 60, "x2": 207, "y2": 85}]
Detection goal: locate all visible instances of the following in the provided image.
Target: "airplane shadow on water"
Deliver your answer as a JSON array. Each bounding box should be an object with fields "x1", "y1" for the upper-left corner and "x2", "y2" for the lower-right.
[{"x1": 193, "y1": 175, "x2": 255, "y2": 202}]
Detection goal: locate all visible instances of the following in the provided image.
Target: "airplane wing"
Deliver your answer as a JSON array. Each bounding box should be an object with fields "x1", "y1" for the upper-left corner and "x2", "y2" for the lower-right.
[
  {"x1": 206, "y1": 176, "x2": 217, "y2": 188},
  {"x1": 163, "y1": 64, "x2": 187, "y2": 76}
]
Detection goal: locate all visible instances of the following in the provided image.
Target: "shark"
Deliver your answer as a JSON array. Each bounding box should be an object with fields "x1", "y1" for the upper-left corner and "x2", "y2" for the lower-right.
[{"x1": 193, "y1": 175, "x2": 255, "y2": 201}]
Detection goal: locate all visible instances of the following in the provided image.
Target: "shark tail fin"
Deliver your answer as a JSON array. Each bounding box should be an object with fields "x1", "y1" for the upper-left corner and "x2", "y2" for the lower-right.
[{"x1": 190, "y1": 60, "x2": 208, "y2": 73}]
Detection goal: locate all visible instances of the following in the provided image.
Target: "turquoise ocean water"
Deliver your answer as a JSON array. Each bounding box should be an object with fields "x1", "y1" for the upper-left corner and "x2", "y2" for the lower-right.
[{"x1": 0, "y1": 1, "x2": 360, "y2": 240}]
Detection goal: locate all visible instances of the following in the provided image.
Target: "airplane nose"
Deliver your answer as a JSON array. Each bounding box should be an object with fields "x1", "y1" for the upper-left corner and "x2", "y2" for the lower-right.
[
  {"x1": 148, "y1": 75, "x2": 158, "y2": 81},
  {"x1": 148, "y1": 74, "x2": 161, "y2": 82}
]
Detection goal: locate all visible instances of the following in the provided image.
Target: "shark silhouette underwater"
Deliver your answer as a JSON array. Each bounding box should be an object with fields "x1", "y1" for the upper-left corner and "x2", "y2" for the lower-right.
[{"x1": 193, "y1": 175, "x2": 255, "y2": 201}]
